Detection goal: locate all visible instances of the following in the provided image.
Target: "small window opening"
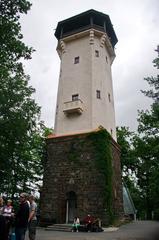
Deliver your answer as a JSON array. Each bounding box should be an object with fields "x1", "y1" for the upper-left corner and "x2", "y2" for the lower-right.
[
  {"x1": 96, "y1": 90, "x2": 101, "y2": 99},
  {"x1": 72, "y1": 94, "x2": 79, "y2": 101},
  {"x1": 74, "y1": 56, "x2": 79, "y2": 64},
  {"x1": 111, "y1": 129, "x2": 113, "y2": 135},
  {"x1": 95, "y1": 50, "x2": 99, "y2": 57},
  {"x1": 114, "y1": 188, "x2": 117, "y2": 199},
  {"x1": 108, "y1": 93, "x2": 111, "y2": 102},
  {"x1": 106, "y1": 56, "x2": 108, "y2": 63}
]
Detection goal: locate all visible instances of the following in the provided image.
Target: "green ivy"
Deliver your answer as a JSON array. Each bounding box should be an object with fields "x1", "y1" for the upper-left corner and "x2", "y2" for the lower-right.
[
  {"x1": 87, "y1": 128, "x2": 114, "y2": 224},
  {"x1": 66, "y1": 129, "x2": 114, "y2": 224},
  {"x1": 68, "y1": 141, "x2": 80, "y2": 163}
]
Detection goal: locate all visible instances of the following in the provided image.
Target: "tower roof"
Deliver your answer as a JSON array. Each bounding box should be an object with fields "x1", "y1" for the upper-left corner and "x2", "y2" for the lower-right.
[{"x1": 55, "y1": 9, "x2": 118, "y2": 48}]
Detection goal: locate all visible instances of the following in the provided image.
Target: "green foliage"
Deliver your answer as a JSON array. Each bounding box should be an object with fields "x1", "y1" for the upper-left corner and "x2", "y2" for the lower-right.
[
  {"x1": 134, "y1": 48, "x2": 159, "y2": 219},
  {"x1": 67, "y1": 142, "x2": 80, "y2": 163},
  {"x1": 116, "y1": 126, "x2": 136, "y2": 176},
  {"x1": 0, "y1": 0, "x2": 46, "y2": 197},
  {"x1": 116, "y1": 127, "x2": 141, "y2": 217},
  {"x1": 117, "y1": 47, "x2": 159, "y2": 219},
  {"x1": 117, "y1": 47, "x2": 159, "y2": 220},
  {"x1": 88, "y1": 128, "x2": 114, "y2": 224}
]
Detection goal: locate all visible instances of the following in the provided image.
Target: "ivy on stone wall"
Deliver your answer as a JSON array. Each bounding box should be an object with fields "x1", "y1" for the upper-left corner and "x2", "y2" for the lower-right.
[
  {"x1": 68, "y1": 141, "x2": 80, "y2": 163},
  {"x1": 87, "y1": 127, "x2": 114, "y2": 224}
]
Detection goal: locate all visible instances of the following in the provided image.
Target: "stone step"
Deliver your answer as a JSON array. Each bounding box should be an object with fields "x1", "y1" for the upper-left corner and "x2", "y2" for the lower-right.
[
  {"x1": 45, "y1": 224, "x2": 72, "y2": 232},
  {"x1": 45, "y1": 223, "x2": 106, "y2": 233}
]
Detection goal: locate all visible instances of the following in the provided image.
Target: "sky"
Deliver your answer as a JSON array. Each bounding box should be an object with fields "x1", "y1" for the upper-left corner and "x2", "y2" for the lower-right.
[{"x1": 20, "y1": 0, "x2": 159, "y2": 131}]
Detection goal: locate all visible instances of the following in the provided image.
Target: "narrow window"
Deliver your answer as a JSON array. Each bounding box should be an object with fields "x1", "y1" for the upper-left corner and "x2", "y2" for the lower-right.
[
  {"x1": 72, "y1": 94, "x2": 79, "y2": 101},
  {"x1": 108, "y1": 93, "x2": 111, "y2": 102},
  {"x1": 56, "y1": 105, "x2": 58, "y2": 115},
  {"x1": 60, "y1": 68, "x2": 62, "y2": 77},
  {"x1": 114, "y1": 188, "x2": 117, "y2": 199},
  {"x1": 74, "y1": 56, "x2": 79, "y2": 64},
  {"x1": 96, "y1": 90, "x2": 101, "y2": 99},
  {"x1": 106, "y1": 56, "x2": 108, "y2": 63},
  {"x1": 95, "y1": 50, "x2": 99, "y2": 57},
  {"x1": 111, "y1": 129, "x2": 113, "y2": 135}
]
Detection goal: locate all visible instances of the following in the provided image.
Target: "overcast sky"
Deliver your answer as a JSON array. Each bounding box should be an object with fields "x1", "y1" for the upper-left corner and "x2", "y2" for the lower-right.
[{"x1": 20, "y1": 0, "x2": 159, "y2": 131}]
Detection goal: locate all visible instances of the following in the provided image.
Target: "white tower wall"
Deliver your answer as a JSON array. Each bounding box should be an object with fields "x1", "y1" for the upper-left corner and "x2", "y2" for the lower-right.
[{"x1": 54, "y1": 29, "x2": 117, "y2": 140}]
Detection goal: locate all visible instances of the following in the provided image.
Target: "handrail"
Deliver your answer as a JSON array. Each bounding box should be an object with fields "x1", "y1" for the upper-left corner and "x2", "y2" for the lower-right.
[
  {"x1": 62, "y1": 24, "x2": 105, "y2": 39},
  {"x1": 64, "y1": 99, "x2": 83, "y2": 104}
]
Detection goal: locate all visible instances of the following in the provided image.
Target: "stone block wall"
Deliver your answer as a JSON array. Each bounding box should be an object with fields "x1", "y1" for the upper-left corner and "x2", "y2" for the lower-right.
[{"x1": 40, "y1": 129, "x2": 124, "y2": 226}]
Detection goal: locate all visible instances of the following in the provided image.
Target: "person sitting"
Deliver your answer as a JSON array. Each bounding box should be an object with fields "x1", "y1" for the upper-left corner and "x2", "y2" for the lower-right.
[
  {"x1": 91, "y1": 217, "x2": 103, "y2": 232},
  {"x1": 83, "y1": 214, "x2": 95, "y2": 232},
  {"x1": 72, "y1": 217, "x2": 80, "y2": 232}
]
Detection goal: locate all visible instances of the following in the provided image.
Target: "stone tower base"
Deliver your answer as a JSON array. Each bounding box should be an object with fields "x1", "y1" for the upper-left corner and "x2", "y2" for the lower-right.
[{"x1": 40, "y1": 129, "x2": 124, "y2": 226}]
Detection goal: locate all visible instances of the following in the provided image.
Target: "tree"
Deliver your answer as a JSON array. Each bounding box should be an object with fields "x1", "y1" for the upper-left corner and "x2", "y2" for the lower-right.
[
  {"x1": 116, "y1": 127, "x2": 142, "y2": 216},
  {"x1": 116, "y1": 126, "x2": 136, "y2": 177},
  {"x1": 0, "y1": 0, "x2": 45, "y2": 197},
  {"x1": 117, "y1": 47, "x2": 159, "y2": 220},
  {"x1": 133, "y1": 46, "x2": 159, "y2": 219}
]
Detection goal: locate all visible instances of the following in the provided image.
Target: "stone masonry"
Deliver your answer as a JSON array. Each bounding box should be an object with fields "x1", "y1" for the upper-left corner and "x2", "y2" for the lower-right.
[{"x1": 40, "y1": 130, "x2": 124, "y2": 226}]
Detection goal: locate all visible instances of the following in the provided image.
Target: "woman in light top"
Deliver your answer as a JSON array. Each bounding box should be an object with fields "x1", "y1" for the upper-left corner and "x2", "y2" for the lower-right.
[
  {"x1": 72, "y1": 216, "x2": 80, "y2": 232},
  {"x1": 3, "y1": 199, "x2": 14, "y2": 240}
]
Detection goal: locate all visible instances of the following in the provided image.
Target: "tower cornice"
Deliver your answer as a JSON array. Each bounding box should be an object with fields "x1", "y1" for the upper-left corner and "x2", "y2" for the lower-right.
[{"x1": 56, "y1": 29, "x2": 116, "y2": 61}]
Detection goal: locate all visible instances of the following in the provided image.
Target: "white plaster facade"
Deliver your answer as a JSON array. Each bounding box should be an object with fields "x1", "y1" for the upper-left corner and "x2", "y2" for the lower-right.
[{"x1": 54, "y1": 29, "x2": 117, "y2": 140}]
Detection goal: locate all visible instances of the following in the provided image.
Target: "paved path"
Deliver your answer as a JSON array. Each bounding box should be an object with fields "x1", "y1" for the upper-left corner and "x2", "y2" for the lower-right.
[{"x1": 26, "y1": 221, "x2": 159, "y2": 240}]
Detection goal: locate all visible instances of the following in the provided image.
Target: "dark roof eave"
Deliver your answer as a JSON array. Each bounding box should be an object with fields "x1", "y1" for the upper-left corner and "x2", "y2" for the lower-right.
[{"x1": 54, "y1": 9, "x2": 118, "y2": 47}]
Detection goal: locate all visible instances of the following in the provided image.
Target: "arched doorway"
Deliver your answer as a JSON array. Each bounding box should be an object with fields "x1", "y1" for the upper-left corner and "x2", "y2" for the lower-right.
[{"x1": 66, "y1": 191, "x2": 77, "y2": 223}]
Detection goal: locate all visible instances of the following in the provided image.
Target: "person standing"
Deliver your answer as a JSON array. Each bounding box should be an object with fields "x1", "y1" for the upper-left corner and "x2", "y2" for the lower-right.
[
  {"x1": 0, "y1": 215, "x2": 6, "y2": 240},
  {"x1": 15, "y1": 193, "x2": 29, "y2": 240},
  {"x1": 2, "y1": 199, "x2": 14, "y2": 240},
  {"x1": 0, "y1": 197, "x2": 4, "y2": 215},
  {"x1": 28, "y1": 195, "x2": 37, "y2": 240},
  {"x1": 0, "y1": 197, "x2": 6, "y2": 240}
]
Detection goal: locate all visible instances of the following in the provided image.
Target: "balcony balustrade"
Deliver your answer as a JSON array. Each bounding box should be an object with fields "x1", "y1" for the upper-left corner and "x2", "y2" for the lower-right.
[{"x1": 63, "y1": 99, "x2": 83, "y2": 115}]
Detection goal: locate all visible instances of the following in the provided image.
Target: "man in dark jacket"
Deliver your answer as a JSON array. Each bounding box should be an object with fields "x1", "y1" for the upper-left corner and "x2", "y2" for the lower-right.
[
  {"x1": 0, "y1": 215, "x2": 6, "y2": 240},
  {"x1": 15, "y1": 193, "x2": 29, "y2": 240},
  {"x1": 83, "y1": 214, "x2": 95, "y2": 232}
]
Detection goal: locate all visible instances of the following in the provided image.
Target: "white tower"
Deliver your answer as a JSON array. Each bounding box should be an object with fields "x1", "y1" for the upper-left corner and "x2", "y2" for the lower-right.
[{"x1": 54, "y1": 9, "x2": 118, "y2": 140}]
